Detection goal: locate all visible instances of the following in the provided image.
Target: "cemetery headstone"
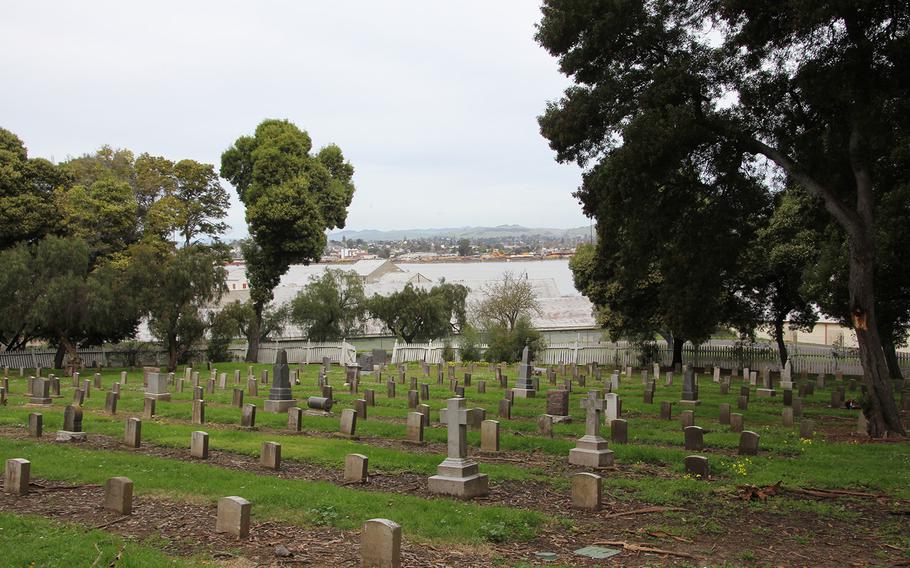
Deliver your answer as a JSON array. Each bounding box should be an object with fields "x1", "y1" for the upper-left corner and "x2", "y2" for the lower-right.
[
  {"x1": 361, "y1": 519, "x2": 401, "y2": 568},
  {"x1": 344, "y1": 453, "x2": 368, "y2": 482},
  {"x1": 4, "y1": 458, "x2": 30, "y2": 495},
  {"x1": 339, "y1": 408, "x2": 358, "y2": 438},
  {"x1": 684, "y1": 425, "x2": 704, "y2": 451},
  {"x1": 428, "y1": 397, "x2": 489, "y2": 497},
  {"x1": 28, "y1": 413, "x2": 42, "y2": 438},
  {"x1": 569, "y1": 391, "x2": 614, "y2": 466},
  {"x1": 730, "y1": 413, "x2": 744, "y2": 432},
  {"x1": 104, "y1": 477, "x2": 133, "y2": 514},
  {"x1": 261, "y1": 441, "x2": 281, "y2": 470},
  {"x1": 481, "y1": 420, "x2": 500, "y2": 452},
  {"x1": 406, "y1": 412, "x2": 424, "y2": 444},
  {"x1": 610, "y1": 418, "x2": 628, "y2": 445},
  {"x1": 684, "y1": 455, "x2": 709, "y2": 479},
  {"x1": 739, "y1": 430, "x2": 760, "y2": 455},
  {"x1": 191, "y1": 431, "x2": 209, "y2": 459},
  {"x1": 512, "y1": 346, "x2": 536, "y2": 398},
  {"x1": 571, "y1": 472, "x2": 602, "y2": 510},
  {"x1": 215, "y1": 496, "x2": 251, "y2": 539},
  {"x1": 124, "y1": 417, "x2": 141, "y2": 448},
  {"x1": 57, "y1": 405, "x2": 87, "y2": 442},
  {"x1": 145, "y1": 373, "x2": 171, "y2": 401}
]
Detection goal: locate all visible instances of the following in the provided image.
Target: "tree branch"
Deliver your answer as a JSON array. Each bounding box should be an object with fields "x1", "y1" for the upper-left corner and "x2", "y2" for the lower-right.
[{"x1": 744, "y1": 137, "x2": 861, "y2": 238}]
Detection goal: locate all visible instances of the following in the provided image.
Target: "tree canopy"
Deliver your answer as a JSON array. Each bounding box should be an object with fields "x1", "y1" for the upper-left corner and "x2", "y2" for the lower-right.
[
  {"x1": 536, "y1": 0, "x2": 909, "y2": 436},
  {"x1": 368, "y1": 282, "x2": 468, "y2": 344},
  {"x1": 290, "y1": 269, "x2": 366, "y2": 342},
  {"x1": 221, "y1": 119, "x2": 355, "y2": 361}
]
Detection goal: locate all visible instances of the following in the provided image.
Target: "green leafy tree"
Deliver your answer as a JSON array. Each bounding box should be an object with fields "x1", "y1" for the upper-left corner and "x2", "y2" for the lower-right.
[
  {"x1": 172, "y1": 159, "x2": 230, "y2": 246},
  {"x1": 457, "y1": 238, "x2": 472, "y2": 257},
  {"x1": 368, "y1": 282, "x2": 469, "y2": 344},
  {"x1": 289, "y1": 269, "x2": 366, "y2": 342},
  {"x1": 0, "y1": 128, "x2": 66, "y2": 250},
  {"x1": 221, "y1": 120, "x2": 355, "y2": 361},
  {"x1": 484, "y1": 316, "x2": 545, "y2": 364},
  {"x1": 24, "y1": 237, "x2": 139, "y2": 368},
  {"x1": 740, "y1": 189, "x2": 822, "y2": 366},
  {"x1": 134, "y1": 242, "x2": 228, "y2": 371},
  {"x1": 536, "y1": 1, "x2": 909, "y2": 436},
  {"x1": 56, "y1": 178, "x2": 138, "y2": 258},
  {"x1": 207, "y1": 308, "x2": 238, "y2": 363},
  {"x1": 220, "y1": 300, "x2": 290, "y2": 347}
]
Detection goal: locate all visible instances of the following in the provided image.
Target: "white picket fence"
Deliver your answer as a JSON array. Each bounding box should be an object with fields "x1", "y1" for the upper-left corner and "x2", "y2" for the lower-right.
[
  {"x1": 240, "y1": 340, "x2": 357, "y2": 366},
  {"x1": 2, "y1": 337, "x2": 907, "y2": 375},
  {"x1": 389, "y1": 339, "x2": 910, "y2": 375}
]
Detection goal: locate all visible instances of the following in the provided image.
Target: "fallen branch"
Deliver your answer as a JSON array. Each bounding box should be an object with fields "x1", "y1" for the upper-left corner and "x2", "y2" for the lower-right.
[
  {"x1": 593, "y1": 540, "x2": 701, "y2": 560},
  {"x1": 803, "y1": 487, "x2": 886, "y2": 498},
  {"x1": 787, "y1": 487, "x2": 888, "y2": 500},
  {"x1": 92, "y1": 516, "x2": 131, "y2": 530},
  {"x1": 604, "y1": 506, "x2": 686, "y2": 518}
]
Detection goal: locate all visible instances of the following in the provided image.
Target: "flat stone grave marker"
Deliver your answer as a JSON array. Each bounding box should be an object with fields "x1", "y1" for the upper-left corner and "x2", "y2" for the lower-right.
[
  {"x1": 191, "y1": 431, "x2": 209, "y2": 459},
  {"x1": 339, "y1": 408, "x2": 358, "y2": 438},
  {"x1": 739, "y1": 430, "x2": 760, "y2": 455},
  {"x1": 684, "y1": 425, "x2": 704, "y2": 451},
  {"x1": 104, "y1": 477, "x2": 133, "y2": 514},
  {"x1": 124, "y1": 417, "x2": 141, "y2": 448},
  {"x1": 684, "y1": 455, "x2": 709, "y2": 479},
  {"x1": 406, "y1": 412, "x2": 424, "y2": 443},
  {"x1": 344, "y1": 453, "x2": 368, "y2": 482},
  {"x1": 261, "y1": 441, "x2": 281, "y2": 470},
  {"x1": 610, "y1": 418, "x2": 628, "y2": 445},
  {"x1": 216, "y1": 496, "x2": 251, "y2": 539},
  {"x1": 288, "y1": 407, "x2": 303, "y2": 432},
  {"x1": 481, "y1": 420, "x2": 499, "y2": 452},
  {"x1": 571, "y1": 472, "x2": 602, "y2": 510},
  {"x1": 4, "y1": 458, "x2": 30, "y2": 495},
  {"x1": 361, "y1": 518, "x2": 401, "y2": 568},
  {"x1": 28, "y1": 413, "x2": 42, "y2": 438}
]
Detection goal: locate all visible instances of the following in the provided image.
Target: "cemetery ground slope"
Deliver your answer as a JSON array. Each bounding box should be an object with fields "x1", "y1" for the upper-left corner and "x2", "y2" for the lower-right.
[{"x1": 0, "y1": 363, "x2": 907, "y2": 566}]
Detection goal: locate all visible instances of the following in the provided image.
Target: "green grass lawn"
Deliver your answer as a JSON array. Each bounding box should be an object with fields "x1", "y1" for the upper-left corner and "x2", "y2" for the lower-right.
[
  {"x1": 0, "y1": 511, "x2": 198, "y2": 567},
  {"x1": 1, "y1": 361, "x2": 907, "y2": 545}
]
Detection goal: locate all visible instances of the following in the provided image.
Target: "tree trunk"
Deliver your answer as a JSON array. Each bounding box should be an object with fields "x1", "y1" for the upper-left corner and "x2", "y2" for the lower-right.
[
  {"x1": 671, "y1": 337, "x2": 684, "y2": 369},
  {"x1": 882, "y1": 340, "x2": 903, "y2": 380},
  {"x1": 245, "y1": 301, "x2": 263, "y2": 362},
  {"x1": 848, "y1": 241, "x2": 905, "y2": 437},
  {"x1": 53, "y1": 342, "x2": 66, "y2": 370},
  {"x1": 167, "y1": 333, "x2": 179, "y2": 372},
  {"x1": 58, "y1": 334, "x2": 81, "y2": 375},
  {"x1": 773, "y1": 316, "x2": 789, "y2": 368}
]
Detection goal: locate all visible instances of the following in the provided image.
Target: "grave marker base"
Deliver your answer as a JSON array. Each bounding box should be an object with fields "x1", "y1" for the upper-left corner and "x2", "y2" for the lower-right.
[{"x1": 263, "y1": 399, "x2": 298, "y2": 413}]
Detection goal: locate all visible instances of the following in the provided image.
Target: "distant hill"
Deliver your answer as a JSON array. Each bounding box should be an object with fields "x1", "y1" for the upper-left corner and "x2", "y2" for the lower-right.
[{"x1": 328, "y1": 225, "x2": 591, "y2": 241}]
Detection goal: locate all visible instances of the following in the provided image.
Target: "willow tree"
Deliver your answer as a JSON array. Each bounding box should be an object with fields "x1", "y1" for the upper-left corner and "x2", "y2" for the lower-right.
[
  {"x1": 221, "y1": 120, "x2": 355, "y2": 361},
  {"x1": 537, "y1": 1, "x2": 908, "y2": 437}
]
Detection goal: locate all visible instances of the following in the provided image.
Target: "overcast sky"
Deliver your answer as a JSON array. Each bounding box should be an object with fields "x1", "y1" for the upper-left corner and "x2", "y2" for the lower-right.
[{"x1": 1, "y1": 1, "x2": 588, "y2": 239}]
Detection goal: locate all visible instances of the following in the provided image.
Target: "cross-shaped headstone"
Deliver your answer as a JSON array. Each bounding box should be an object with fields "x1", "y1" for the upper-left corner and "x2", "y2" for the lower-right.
[
  {"x1": 581, "y1": 391, "x2": 605, "y2": 437},
  {"x1": 444, "y1": 397, "x2": 470, "y2": 459}
]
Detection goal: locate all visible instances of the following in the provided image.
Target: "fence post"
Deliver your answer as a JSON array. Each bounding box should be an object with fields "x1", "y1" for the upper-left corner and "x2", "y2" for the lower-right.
[{"x1": 391, "y1": 339, "x2": 399, "y2": 364}]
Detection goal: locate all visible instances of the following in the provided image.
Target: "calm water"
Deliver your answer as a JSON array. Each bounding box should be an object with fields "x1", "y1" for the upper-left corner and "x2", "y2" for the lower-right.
[{"x1": 396, "y1": 259, "x2": 579, "y2": 296}]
